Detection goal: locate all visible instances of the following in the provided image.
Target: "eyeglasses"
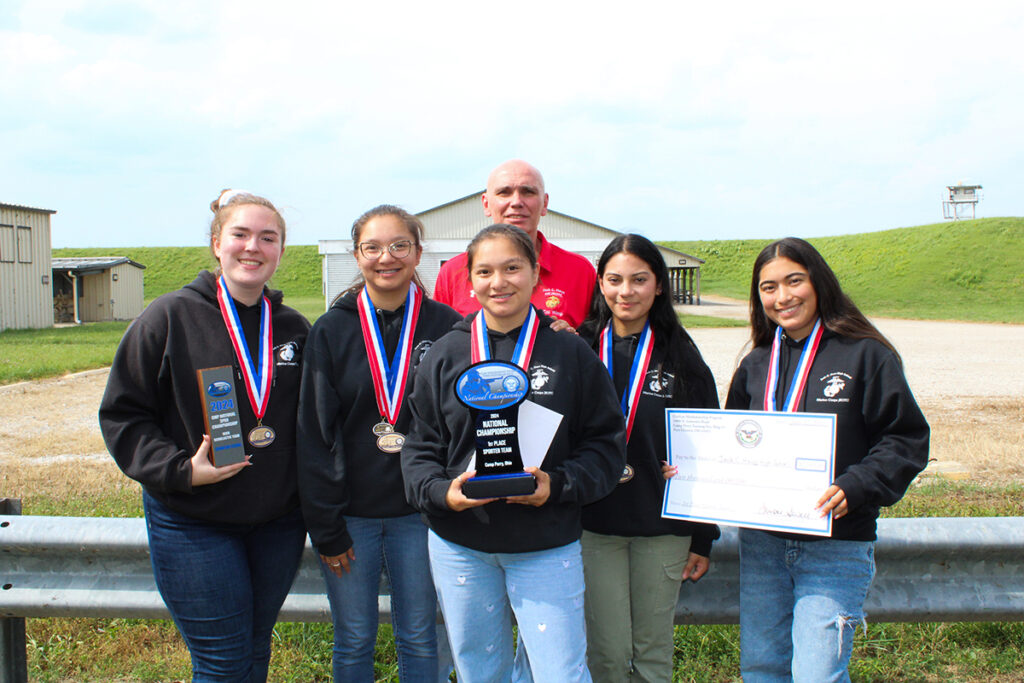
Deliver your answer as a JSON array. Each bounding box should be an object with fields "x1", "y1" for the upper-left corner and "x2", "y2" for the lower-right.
[{"x1": 357, "y1": 239, "x2": 415, "y2": 260}]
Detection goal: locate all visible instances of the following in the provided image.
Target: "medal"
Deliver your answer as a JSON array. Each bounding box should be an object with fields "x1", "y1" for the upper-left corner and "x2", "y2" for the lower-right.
[
  {"x1": 248, "y1": 424, "x2": 276, "y2": 448},
  {"x1": 216, "y1": 275, "x2": 275, "y2": 448},
  {"x1": 376, "y1": 431, "x2": 406, "y2": 453},
  {"x1": 598, "y1": 321, "x2": 654, "y2": 442},
  {"x1": 357, "y1": 284, "x2": 422, "y2": 452},
  {"x1": 763, "y1": 318, "x2": 823, "y2": 412}
]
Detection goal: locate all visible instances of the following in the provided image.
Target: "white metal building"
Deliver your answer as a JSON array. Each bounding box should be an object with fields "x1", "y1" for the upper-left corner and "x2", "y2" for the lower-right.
[
  {"x1": 51, "y1": 257, "x2": 146, "y2": 323},
  {"x1": 0, "y1": 203, "x2": 56, "y2": 331},
  {"x1": 318, "y1": 193, "x2": 704, "y2": 310}
]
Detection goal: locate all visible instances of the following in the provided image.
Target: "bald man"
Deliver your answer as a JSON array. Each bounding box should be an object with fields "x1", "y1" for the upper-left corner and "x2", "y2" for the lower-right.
[{"x1": 433, "y1": 160, "x2": 597, "y2": 328}]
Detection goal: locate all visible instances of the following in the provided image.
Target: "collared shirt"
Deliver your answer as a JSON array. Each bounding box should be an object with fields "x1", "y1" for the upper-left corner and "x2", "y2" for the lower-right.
[{"x1": 433, "y1": 231, "x2": 597, "y2": 328}]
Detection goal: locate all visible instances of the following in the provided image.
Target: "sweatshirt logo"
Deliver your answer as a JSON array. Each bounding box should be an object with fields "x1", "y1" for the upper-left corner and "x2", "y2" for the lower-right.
[
  {"x1": 824, "y1": 375, "x2": 846, "y2": 397},
  {"x1": 414, "y1": 340, "x2": 435, "y2": 366},
  {"x1": 276, "y1": 341, "x2": 299, "y2": 366},
  {"x1": 646, "y1": 368, "x2": 674, "y2": 398},
  {"x1": 817, "y1": 371, "x2": 852, "y2": 403},
  {"x1": 530, "y1": 366, "x2": 552, "y2": 391}
]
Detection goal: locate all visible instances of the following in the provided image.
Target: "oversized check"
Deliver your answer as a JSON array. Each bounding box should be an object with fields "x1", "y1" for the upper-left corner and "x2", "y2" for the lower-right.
[{"x1": 662, "y1": 409, "x2": 836, "y2": 536}]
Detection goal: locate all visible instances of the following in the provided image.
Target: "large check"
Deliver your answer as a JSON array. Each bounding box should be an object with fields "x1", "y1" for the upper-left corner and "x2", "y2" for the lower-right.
[{"x1": 662, "y1": 409, "x2": 836, "y2": 536}]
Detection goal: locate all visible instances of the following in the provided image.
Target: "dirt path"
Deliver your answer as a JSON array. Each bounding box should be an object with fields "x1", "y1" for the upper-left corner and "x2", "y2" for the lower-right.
[{"x1": 2, "y1": 317, "x2": 1022, "y2": 484}]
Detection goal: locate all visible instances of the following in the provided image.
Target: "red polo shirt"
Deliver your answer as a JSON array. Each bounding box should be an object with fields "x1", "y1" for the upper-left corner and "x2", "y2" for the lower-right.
[{"x1": 433, "y1": 231, "x2": 596, "y2": 328}]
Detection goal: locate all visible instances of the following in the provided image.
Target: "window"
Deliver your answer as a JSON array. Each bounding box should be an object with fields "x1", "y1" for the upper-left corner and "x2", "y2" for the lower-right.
[
  {"x1": 0, "y1": 225, "x2": 13, "y2": 263},
  {"x1": 17, "y1": 226, "x2": 32, "y2": 263}
]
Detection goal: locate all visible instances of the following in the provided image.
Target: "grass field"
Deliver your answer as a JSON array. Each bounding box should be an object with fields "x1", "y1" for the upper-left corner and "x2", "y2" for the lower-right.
[{"x1": 664, "y1": 217, "x2": 1024, "y2": 323}]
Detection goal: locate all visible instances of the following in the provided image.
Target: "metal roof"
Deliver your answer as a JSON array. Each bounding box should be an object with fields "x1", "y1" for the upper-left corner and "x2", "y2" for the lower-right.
[
  {"x1": 51, "y1": 257, "x2": 146, "y2": 273},
  {"x1": 0, "y1": 202, "x2": 57, "y2": 214}
]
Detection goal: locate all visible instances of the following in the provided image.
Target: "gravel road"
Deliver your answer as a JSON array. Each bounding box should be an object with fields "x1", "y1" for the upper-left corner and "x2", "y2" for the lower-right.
[
  {"x1": 2, "y1": 307, "x2": 1021, "y2": 464},
  {"x1": 683, "y1": 296, "x2": 1023, "y2": 403}
]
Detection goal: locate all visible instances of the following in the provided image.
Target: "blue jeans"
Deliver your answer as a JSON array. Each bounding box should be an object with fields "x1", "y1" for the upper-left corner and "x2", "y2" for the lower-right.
[
  {"x1": 320, "y1": 513, "x2": 437, "y2": 682},
  {"x1": 739, "y1": 528, "x2": 875, "y2": 683},
  {"x1": 428, "y1": 531, "x2": 591, "y2": 683},
  {"x1": 143, "y1": 492, "x2": 306, "y2": 682}
]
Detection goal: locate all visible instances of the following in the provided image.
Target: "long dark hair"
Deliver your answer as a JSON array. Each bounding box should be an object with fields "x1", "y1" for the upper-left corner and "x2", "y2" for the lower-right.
[
  {"x1": 749, "y1": 237, "x2": 900, "y2": 362},
  {"x1": 583, "y1": 234, "x2": 714, "y2": 406},
  {"x1": 337, "y1": 204, "x2": 428, "y2": 304}
]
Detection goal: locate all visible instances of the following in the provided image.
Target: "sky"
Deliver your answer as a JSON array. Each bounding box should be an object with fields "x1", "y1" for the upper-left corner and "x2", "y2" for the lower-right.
[{"x1": 2, "y1": 0, "x2": 1022, "y2": 248}]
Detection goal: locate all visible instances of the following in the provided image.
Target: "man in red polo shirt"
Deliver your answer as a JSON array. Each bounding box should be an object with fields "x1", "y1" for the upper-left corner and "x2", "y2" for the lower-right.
[{"x1": 433, "y1": 159, "x2": 597, "y2": 327}]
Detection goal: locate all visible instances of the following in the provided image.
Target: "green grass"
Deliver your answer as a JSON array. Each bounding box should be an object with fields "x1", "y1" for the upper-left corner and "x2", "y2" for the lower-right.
[
  {"x1": 665, "y1": 216, "x2": 1024, "y2": 323},
  {"x1": 0, "y1": 321, "x2": 130, "y2": 384}
]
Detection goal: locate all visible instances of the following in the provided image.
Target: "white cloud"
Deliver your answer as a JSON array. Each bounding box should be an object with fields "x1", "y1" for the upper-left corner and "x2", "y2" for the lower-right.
[{"x1": 1, "y1": 0, "x2": 1022, "y2": 246}]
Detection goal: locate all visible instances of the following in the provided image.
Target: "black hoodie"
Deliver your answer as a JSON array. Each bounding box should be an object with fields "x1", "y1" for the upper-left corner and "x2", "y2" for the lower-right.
[
  {"x1": 99, "y1": 270, "x2": 310, "y2": 524},
  {"x1": 296, "y1": 291, "x2": 461, "y2": 556},
  {"x1": 401, "y1": 309, "x2": 627, "y2": 554},
  {"x1": 580, "y1": 331, "x2": 721, "y2": 557},
  {"x1": 726, "y1": 329, "x2": 930, "y2": 542}
]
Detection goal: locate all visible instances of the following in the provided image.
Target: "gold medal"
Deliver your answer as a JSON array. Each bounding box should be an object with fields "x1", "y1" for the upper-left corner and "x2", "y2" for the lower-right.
[
  {"x1": 248, "y1": 424, "x2": 276, "y2": 448},
  {"x1": 376, "y1": 431, "x2": 405, "y2": 453},
  {"x1": 372, "y1": 420, "x2": 394, "y2": 437}
]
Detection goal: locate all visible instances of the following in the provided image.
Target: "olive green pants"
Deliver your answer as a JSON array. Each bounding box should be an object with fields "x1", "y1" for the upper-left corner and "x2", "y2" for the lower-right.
[{"x1": 581, "y1": 530, "x2": 689, "y2": 683}]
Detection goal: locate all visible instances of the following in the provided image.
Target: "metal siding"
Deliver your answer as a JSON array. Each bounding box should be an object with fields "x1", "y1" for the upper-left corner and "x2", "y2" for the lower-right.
[
  {"x1": 0, "y1": 206, "x2": 53, "y2": 330},
  {"x1": 323, "y1": 252, "x2": 361, "y2": 310},
  {"x1": 80, "y1": 272, "x2": 110, "y2": 322},
  {"x1": 110, "y1": 264, "x2": 144, "y2": 320},
  {"x1": 419, "y1": 199, "x2": 491, "y2": 239},
  {"x1": 418, "y1": 196, "x2": 621, "y2": 241}
]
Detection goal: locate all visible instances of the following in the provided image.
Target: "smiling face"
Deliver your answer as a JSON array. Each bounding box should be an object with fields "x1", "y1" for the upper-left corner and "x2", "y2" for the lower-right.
[
  {"x1": 212, "y1": 204, "x2": 284, "y2": 305},
  {"x1": 469, "y1": 235, "x2": 539, "y2": 333},
  {"x1": 354, "y1": 213, "x2": 422, "y2": 309},
  {"x1": 599, "y1": 251, "x2": 661, "y2": 336},
  {"x1": 481, "y1": 160, "x2": 548, "y2": 240},
  {"x1": 757, "y1": 256, "x2": 819, "y2": 340}
]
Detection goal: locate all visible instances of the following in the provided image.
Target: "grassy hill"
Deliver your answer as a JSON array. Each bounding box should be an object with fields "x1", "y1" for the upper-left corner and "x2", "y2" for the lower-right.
[
  {"x1": 664, "y1": 217, "x2": 1024, "y2": 323},
  {"x1": 53, "y1": 245, "x2": 323, "y2": 300},
  {"x1": 55, "y1": 217, "x2": 1024, "y2": 324}
]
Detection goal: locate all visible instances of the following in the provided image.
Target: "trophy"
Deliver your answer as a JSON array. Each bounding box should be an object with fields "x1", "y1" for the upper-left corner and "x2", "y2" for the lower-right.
[
  {"x1": 196, "y1": 366, "x2": 247, "y2": 466},
  {"x1": 455, "y1": 360, "x2": 538, "y2": 498}
]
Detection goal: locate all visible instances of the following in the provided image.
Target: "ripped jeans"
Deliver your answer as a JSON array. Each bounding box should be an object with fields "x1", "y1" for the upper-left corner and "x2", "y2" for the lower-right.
[
  {"x1": 427, "y1": 531, "x2": 591, "y2": 683},
  {"x1": 738, "y1": 529, "x2": 875, "y2": 683}
]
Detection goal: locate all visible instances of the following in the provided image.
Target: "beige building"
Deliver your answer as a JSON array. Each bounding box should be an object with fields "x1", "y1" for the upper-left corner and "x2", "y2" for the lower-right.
[
  {"x1": 318, "y1": 193, "x2": 703, "y2": 309},
  {"x1": 0, "y1": 203, "x2": 56, "y2": 331},
  {"x1": 51, "y1": 257, "x2": 146, "y2": 323}
]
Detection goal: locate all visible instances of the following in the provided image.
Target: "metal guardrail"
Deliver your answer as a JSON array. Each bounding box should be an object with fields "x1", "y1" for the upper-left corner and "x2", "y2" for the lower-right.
[{"x1": 3, "y1": 515, "x2": 1023, "y2": 679}]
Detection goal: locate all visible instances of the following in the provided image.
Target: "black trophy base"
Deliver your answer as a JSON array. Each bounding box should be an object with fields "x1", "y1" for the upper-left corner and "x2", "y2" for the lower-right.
[{"x1": 463, "y1": 472, "x2": 537, "y2": 499}]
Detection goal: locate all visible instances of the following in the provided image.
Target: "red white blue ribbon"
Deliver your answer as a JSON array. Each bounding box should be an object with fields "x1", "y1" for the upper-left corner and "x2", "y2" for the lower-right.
[
  {"x1": 357, "y1": 283, "x2": 423, "y2": 425},
  {"x1": 216, "y1": 275, "x2": 273, "y2": 421},
  {"x1": 763, "y1": 318, "x2": 823, "y2": 412},
  {"x1": 599, "y1": 321, "x2": 654, "y2": 442},
  {"x1": 471, "y1": 305, "x2": 539, "y2": 370}
]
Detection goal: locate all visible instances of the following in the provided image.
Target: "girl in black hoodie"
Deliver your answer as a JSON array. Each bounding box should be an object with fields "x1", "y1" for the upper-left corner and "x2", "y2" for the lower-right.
[
  {"x1": 100, "y1": 190, "x2": 310, "y2": 682},
  {"x1": 297, "y1": 205, "x2": 460, "y2": 681},
  {"x1": 402, "y1": 224, "x2": 626, "y2": 682},
  {"x1": 727, "y1": 237, "x2": 928, "y2": 682},
  {"x1": 579, "y1": 234, "x2": 720, "y2": 682}
]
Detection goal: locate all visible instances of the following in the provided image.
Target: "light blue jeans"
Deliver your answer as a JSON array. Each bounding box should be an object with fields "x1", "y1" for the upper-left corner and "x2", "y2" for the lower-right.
[
  {"x1": 739, "y1": 528, "x2": 875, "y2": 683},
  {"x1": 320, "y1": 513, "x2": 438, "y2": 682},
  {"x1": 428, "y1": 531, "x2": 591, "y2": 683}
]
